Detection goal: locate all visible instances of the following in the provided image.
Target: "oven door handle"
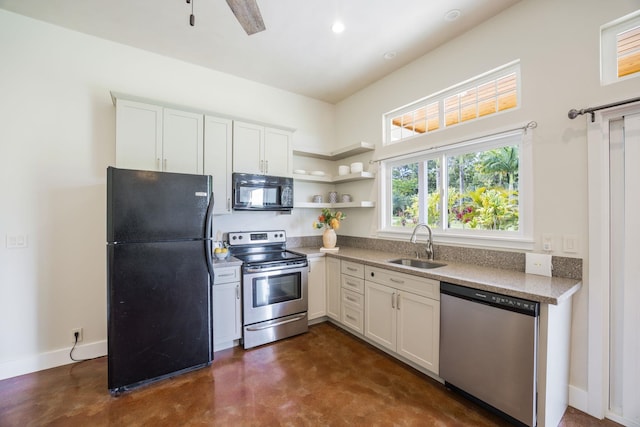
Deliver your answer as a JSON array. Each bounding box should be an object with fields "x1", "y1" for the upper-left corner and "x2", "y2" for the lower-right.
[
  {"x1": 245, "y1": 314, "x2": 307, "y2": 331},
  {"x1": 245, "y1": 262, "x2": 307, "y2": 274}
]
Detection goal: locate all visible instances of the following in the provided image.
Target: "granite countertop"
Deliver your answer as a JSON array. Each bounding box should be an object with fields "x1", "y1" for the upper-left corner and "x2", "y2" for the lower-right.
[
  {"x1": 293, "y1": 247, "x2": 581, "y2": 305},
  {"x1": 211, "y1": 256, "x2": 243, "y2": 268}
]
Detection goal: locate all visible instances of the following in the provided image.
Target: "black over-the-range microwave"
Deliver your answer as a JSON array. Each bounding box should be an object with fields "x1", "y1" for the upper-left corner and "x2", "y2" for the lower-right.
[{"x1": 232, "y1": 173, "x2": 294, "y2": 212}]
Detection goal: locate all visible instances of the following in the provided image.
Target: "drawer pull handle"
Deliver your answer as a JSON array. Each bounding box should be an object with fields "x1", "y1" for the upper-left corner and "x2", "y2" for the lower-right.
[
  {"x1": 346, "y1": 296, "x2": 357, "y2": 302},
  {"x1": 390, "y1": 278, "x2": 405, "y2": 284},
  {"x1": 346, "y1": 314, "x2": 356, "y2": 321},
  {"x1": 391, "y1": 293, "x2": 396, "y2": 309},
  {"x1": 347, "y1": 267, "x2": 357, "y2": 271},
  {"x1": 246, "y1": 314, "x2": 305, "y2": 331},
  {"x1": 346, "y1": 281, "x2": 358, "y2": 287},
  {"x1": 236, "y1": 285, "x2": 240, "y2": 300}
]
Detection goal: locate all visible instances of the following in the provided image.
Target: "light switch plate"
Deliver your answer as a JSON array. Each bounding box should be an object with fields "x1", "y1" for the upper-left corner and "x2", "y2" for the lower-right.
[
  {"x1": 525, "y1": 253, "x2": 552, "y2": 277},
  {"x1": 6, "y1": 234, "x2": 28, "y2": 249}
]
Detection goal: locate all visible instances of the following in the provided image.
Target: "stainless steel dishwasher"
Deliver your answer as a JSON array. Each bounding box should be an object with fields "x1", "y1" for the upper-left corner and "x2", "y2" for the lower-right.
[{"x1": 440, "y1": 282, "x2": 539, "y2": 427}]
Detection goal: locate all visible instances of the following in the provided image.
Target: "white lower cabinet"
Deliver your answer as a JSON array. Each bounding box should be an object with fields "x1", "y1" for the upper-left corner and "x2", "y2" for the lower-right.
[
  {"x1": 212, "y1": 265, "x2": 242, "y2": 352},
  {"x1": 308, "y1": 257, "x2": 326, "y2": 320},
  {"x1": 340, "y1": 260, "x2": 365, "y2": 334},
  {"x1": 364, "y1": 266, "x2": 440, "y2": 374},
  {"x1": 341, "y1": 288, "x2": 364, "y2": 333},
  {"x1": 325, "y1": 257, "x2": 341, "y2": 321}
]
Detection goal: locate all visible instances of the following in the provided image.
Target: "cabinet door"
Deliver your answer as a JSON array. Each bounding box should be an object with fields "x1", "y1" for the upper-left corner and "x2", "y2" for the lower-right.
[
  {"x1": 204, "y1": 116, "x2": 233, "y2": 214},
  {"x1": 264, "y1": 127, "x2": 292, "y2": 176},
  {"x1": 325, "y1": 257, "x2": 341, "y2": 321},
  {"x1": 115, "y1": 99, "x2": 163, "y2": 171},
  {"x1": 364, "y1": 281, "x2": 396, "y2": 351},
  {"x1": 213, "y1": 282, "x2": 242, "y2": 352},
  {"x1": 162, "y1": 108, "x2": 204, "y2": 174},
  {"x1": 397, "y1": 291, "x2": 440, "y2": 374},
  {"x1": 308, "y1": 257, "x2": 326, "y2": 320},
  {"x1": 233, "y1": 121, "x2": 264, "y2": 174}
]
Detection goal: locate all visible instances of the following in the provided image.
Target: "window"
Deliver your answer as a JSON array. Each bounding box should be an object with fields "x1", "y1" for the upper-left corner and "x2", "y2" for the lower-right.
[
  {"x1": 602, "y1": 10, "x2": 640, "y2": 84},
  {"x1": 384, "y1": 61, "x2": 520, "y2": 145},
  {"x1": 381, "y1": 128, "x2": 532, "y2": 247}
]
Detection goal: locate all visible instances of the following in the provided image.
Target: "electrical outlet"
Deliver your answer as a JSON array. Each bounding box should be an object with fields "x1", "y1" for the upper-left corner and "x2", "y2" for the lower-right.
[
  {"x1": 525, "y1": 253, "x2": 553, "y2": 277},
  {"x1": 72, "y1": 328, "x2": 83, "y2": 343}
]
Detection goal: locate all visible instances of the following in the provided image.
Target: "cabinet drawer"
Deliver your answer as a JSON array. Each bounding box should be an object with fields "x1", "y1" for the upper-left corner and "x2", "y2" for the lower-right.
[
  {"x1": 365, "y1": 266, "x2": 439, "y2": 300},
  {"x1": 213, "y1": 266, "x2": 240, "y2": 285},
  {"x1": 341, "y1": 274, "x2": 365, "y2": 294},
  {"x1": 342, "y1": 288, "x2": 364, "y2": 309},
  {"x1": 342, "y1": 299, "x2": 364, "y2": 334},
  {"x1": 341, "y1": 260, "x2": 365, "y2": 279}
]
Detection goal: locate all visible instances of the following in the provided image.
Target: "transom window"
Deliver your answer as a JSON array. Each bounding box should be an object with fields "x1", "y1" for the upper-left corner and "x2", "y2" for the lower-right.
[
  {"x1": 601, "y1": 10, "x2": 640, "y2": 84},
  {"x1": 384, "y1": 61, "x2": 520, "y2": 145},
  {"x1": 380, "y1": 128, "x2": 531, "y2": 246}
]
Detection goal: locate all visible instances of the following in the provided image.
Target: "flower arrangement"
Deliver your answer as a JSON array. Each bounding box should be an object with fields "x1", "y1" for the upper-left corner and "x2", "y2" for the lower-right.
[{"x1": 312, "y1": 208, "x2": 346, "y2": 230}]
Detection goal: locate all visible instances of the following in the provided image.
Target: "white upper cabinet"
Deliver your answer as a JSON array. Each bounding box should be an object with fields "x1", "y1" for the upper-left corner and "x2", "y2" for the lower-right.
[
  {"x1": 233, "y1": 121, "x2": 292, "y2": 176},
  {"x1": 113, "y1": 93, "x2": 295, "y2": 186},
  {"x1": 115, "y1": 99, "x2": 163, "y2": 171},
  {"x1": 204, "y1": 116, "x2": 233, "y2": 215},
  {"x1": 264, "y1": 127, "x2": 293, "y2": 176},
  {"x1": 162, "y1": 108, "x2": 203, "y2": 174},
  {"x1": 232, "y1": 121, "x2": 264, "y2": 175},
  {"x1": 115, "y1": 98, "x2": 203, "y2": 174}
]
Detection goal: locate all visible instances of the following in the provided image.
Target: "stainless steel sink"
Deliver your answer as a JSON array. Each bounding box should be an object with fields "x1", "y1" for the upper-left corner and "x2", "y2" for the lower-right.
[{"x1": 388, "y1": 258, "x2": 446, "y2": 269}]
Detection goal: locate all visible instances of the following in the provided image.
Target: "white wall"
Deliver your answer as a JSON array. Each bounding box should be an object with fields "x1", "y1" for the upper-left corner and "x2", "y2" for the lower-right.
[
  {"x1": 0, "y1": 9, "x2": 335, "y2": 379},
  {"x1": 334, "y1": 0, "x2": 640, "y2": 409},
  {"x1": 3, "y1": 1, "x2": 640, "y2": 410}
]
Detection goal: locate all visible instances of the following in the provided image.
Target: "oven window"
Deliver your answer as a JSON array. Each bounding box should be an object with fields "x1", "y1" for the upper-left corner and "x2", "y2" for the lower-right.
[{"x1": 253, "y1": 272, "x2": 301, "y2": 307}]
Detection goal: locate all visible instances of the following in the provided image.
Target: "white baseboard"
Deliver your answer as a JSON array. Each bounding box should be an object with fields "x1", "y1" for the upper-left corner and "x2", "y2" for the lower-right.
[
  {"x1": 0, "y1": 340, "x2": 107, "y2": 381},
  {"x1": 569, "y1": 384, "x2": 589, "y2": 413}
]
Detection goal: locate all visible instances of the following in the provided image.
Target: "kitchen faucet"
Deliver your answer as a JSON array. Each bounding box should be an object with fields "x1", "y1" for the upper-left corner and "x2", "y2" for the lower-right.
[{"x1": 410, "y1": 223, "x2": 434, "y2": 260}]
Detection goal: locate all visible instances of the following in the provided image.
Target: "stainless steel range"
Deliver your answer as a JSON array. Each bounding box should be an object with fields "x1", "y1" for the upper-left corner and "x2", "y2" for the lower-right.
[{"x1": 227, "y1": 230, "x2": 308, "y2": 349}]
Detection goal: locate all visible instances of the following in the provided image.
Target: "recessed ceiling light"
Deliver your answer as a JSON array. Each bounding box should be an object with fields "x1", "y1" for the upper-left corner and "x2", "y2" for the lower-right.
[
  {"x1": 444, "y1": 9, "x2": 462, "y2": 22},
  {"x1": 331, "y1": 22, "x2": 345, "y2": 34},
  {"x1": 383, "y1": 51, "x2": 397, "y2": 60}
]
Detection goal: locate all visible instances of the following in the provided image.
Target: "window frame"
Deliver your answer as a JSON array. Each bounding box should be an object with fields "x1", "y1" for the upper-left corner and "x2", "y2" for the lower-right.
[
  {"x1": 378, "y1": 128, "x2": 534, "y2": 250},
  {"x1": 601, "y1": 10, "x2": 640, "y2": 85},
  {"x1": 383, "y1": 60, "x2": 521, "y2": 146}
]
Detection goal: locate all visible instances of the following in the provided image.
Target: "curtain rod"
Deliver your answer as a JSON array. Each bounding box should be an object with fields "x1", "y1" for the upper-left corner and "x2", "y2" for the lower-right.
[
  {"x1": 568, "y1": 96, "x2": 640, "y2": 122},
  {"x1": 370, "y1": 121, "x2": 537, "y2": 164}
]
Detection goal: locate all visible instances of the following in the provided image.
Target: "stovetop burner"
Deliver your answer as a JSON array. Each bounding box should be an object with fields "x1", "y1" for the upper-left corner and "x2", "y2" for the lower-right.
[
  {"x1": 235, "y1": 250, "x2": 305, "y2": 265},
  {"x1": 227, "y1": 230, "x2": 307, "y2": 271}
]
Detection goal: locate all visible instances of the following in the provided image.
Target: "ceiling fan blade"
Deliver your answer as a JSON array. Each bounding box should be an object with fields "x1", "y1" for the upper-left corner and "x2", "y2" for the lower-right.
[{"x1": 226, "y1": 0, "x2": 266, "y2": 35}]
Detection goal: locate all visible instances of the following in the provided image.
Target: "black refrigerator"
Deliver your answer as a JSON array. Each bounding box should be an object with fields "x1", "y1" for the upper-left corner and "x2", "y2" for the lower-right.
[{"x1": 106, "y1": 167, "x2": 215, "y2": 395}]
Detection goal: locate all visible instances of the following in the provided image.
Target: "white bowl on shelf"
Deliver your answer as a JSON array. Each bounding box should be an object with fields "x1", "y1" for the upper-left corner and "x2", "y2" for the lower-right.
[
  {"x1": 293, "y1": 169, "x2": 307, "y2": 175},
  {"x1": 350, "y1": 162, "x2": 363, "y2": 173},
  {"x1": 310, "y1": 170, "x2": 326, "y2": 176},
  {"x1": 338, "y1": 165, "x2": 350, "y2": 175}
]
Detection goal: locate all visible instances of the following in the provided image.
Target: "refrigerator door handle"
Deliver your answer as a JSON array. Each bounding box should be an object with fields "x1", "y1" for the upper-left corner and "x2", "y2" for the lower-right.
[{"x1": 204, "y1": 192, "x2": 215, "y2": 280}]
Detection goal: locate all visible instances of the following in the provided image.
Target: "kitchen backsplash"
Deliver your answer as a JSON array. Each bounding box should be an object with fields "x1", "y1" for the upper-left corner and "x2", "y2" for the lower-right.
[{"x1": 288, "y1": 235, "x2": 582, "y2": 280}]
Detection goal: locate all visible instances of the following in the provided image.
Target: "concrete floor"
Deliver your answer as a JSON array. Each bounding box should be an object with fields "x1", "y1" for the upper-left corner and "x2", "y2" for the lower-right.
[{"x1": 0, "y1": 322, "x2": 621, "y2": 426}]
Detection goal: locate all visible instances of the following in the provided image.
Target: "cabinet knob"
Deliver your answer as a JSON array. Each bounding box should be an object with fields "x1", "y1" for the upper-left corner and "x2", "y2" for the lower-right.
[{"x1": 370, "y1": 272, "x2": 375, "y2": 277}]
